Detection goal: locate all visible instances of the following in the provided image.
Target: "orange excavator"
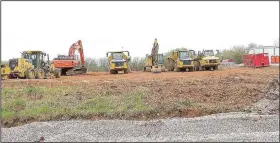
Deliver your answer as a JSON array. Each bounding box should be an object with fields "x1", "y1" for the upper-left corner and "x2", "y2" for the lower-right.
[{"x1": 52, "y1": 40, "x2": 87, "y2": 76}]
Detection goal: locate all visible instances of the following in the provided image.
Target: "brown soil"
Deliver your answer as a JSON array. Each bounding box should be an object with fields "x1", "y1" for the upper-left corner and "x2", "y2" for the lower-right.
[{"x1": 2, "y1": 66, "x2": 279, "y2": 125}]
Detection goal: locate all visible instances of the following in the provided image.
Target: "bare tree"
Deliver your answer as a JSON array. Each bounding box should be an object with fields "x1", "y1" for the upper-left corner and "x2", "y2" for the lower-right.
[{"x1": 248, "y1": 43, "x2": 258, "y2": 48}]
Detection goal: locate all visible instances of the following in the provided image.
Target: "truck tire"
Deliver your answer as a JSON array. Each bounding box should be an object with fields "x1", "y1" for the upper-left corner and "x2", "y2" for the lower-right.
[
  {"x1": 214, "y1": 65, "x2": 219, "y2": 70},
  {"x1": 36, "y1": 68, "x2": 45, "y2": 79},
  {"x1": 54, "y1": 68, "x2": 61, "y2": 78},
  {"x1": 25, "y1": 68, "x2": 35, "y2": 79}
]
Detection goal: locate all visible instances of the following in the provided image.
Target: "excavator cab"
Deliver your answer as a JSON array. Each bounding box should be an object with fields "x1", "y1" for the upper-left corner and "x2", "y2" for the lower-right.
[
  {"x1": 144, "y1": 38, "x2": 165, "y2": 73},
  {"x1": 106, "y1": 51, "x2": 131, "y2": 74}
]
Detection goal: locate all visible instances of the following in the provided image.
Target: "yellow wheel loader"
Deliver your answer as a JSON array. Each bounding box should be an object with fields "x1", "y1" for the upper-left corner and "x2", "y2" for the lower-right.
[
  {"x1": 1, "y1": 64, "x2": 10, "y2": 80},
  {"x1": 194, "y1": 49, "x2": 220, "y2": 71},
  {"x1": 107, "y1": 51, "x2": 131, "y2": 74},
  {"x1": 144, "y1": 38, "x2": 165, "y2": 73},
  {"x1": 167, "y1": 50, "x2": 195, "y2": 72},
  {"x1": 7, "y1": 51, "x2": 61, "y2": 79}
]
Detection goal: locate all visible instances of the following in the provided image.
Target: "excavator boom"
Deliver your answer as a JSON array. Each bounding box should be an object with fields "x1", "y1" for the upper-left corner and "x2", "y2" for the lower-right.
[
  {"x1": 144, "y1": 38, "x2": 165, "y2": 73},
  {"x1": 52, "y1": 40, "x2": 87, "y2": 76},
  {"x1": 68, "y1": 40, "x2": 85, "y2": 67}
]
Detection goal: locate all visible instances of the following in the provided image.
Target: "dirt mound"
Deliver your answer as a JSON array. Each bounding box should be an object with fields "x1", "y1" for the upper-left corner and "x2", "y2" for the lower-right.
[{"x1": 249, "y1": 77, "x2": 279, "y2": 115}]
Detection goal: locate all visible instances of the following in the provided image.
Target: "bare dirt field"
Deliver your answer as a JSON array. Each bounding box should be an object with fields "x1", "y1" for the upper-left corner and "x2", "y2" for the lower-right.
[{"x1": 1, "y1": 66, "x2": 279, "y2": 127}]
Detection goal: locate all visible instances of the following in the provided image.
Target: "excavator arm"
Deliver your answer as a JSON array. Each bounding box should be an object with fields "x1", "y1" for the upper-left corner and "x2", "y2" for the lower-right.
[
  {"x1": 68, "y1": 40, "x2": 85, "y2": 67},
  {"x1": 151, "y1": 38, "x2": 159, "y2": 65}
]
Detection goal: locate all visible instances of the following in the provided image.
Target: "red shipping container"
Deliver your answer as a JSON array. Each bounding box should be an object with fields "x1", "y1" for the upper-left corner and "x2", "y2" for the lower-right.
[{"x1": 243, "y1": 53, "x2": 270, "y2": 67}]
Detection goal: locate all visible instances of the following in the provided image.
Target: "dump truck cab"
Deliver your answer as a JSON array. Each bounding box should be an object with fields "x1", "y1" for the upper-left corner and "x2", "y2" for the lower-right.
[
  {"x1": 167, "y1": 50, "x2": 195, "y2": 72},
  {"x1": 194, "y1": 49, "x2": 220, "y2": 71},
  {"x1": 107, "y1": 51, "x2": 131, "y2": 74}
]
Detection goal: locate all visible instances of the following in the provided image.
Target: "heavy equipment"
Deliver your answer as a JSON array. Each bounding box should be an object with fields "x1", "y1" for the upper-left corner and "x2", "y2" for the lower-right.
[
  {"x1": 52, "y1": 40, "x2": 87, "y2": 76},
  {"x1": 106, "y1": 51, "x2": 131, "y2": 74},
  {"x1": 1, "y1": 64, "x2": 10, "y2": 80},
  {"x1": 144, "y1": 38, "x2": 165, "y2": 73},
  {"x1": 7, "y1": 50, "x2": 61, "y2": 79},
  {"x1": 167, "y1": 50, "x2": 195, "y2": 72},
  {"x1": 193, "y1": 49, "x2": 220, "y2": 71}
]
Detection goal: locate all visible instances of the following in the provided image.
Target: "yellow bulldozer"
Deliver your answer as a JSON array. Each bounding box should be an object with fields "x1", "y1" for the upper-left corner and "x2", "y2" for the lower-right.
[
  {"x1": 193, "y1": 49, "x2": 220, "y2": 71},
  {"x1": 6, "y1": 50, "x2": 61, "y2": 79},
  {"x1": 106, "y1": 51, "x2": 131, "y2": 74},
  {"x1": 167, "y1": 50, "x2": 195, "y2": 72},
  {"x1": 144, "y1": 38, "x2": 165, "y2": 73}
]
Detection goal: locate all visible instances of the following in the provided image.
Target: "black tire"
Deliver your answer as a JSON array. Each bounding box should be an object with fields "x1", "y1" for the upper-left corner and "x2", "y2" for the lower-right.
[
  {"x1": 36, "y1": 68, "x2": 45, "y2": 79},
  {"x1": 110, "y1": 70, "x2": 117, "y2": 74},
  {"x1": 214, "y1": 65, "x2": 219, "y2": 70},
  {"x1": 189, "y1": 67, "x2": 194, "y2": 72},
  {"x1": 25, "y1": 68, "x2": 35, "y2": 79},
  {"x1": 54, "y1": 68, "x2": 61, "y2": 78},
  {"x1": 124, "y1": 69, "x2": 128, "y2": 74}
]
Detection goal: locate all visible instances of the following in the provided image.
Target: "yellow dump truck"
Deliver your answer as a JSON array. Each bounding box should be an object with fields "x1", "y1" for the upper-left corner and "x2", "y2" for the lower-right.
[
  {"x1": 167, "y1": 50, "x2": 195, "y2": 72},
  {"x1": 194, "y1": 49, "x2": 220, "y2": 71},
  {"x1": 107, "y1": 51, "x2": 131, "y2": 74}
]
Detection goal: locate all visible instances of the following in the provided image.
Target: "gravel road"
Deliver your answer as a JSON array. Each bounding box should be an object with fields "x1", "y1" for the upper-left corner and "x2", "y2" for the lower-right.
[{"x1": 2, "y1": 112, "x2": 279, "y2": 142}]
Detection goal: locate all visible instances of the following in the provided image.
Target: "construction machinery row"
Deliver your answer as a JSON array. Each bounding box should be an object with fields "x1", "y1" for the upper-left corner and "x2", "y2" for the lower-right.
[
  {"x1": 144, "y1": 39, "x2": 220, "y2": 73},
  {"x1": 1, "y1": 39, "x2": 221, "y2": 80}
]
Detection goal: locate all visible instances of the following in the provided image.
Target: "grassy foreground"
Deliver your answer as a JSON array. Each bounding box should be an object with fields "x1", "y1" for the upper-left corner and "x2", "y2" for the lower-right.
[{"x1": 2, "y1": 85, "x2": 211, "y2": 127}]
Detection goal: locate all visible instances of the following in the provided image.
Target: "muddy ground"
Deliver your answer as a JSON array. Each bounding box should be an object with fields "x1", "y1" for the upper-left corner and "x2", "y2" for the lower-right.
[{"x1": 1, "y1": 66, "x2": 279, "y2": 127}]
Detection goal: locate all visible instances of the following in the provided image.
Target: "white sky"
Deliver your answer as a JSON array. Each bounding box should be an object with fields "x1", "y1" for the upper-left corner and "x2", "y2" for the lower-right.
[{"x1": 1, "y1": 1, "x2": 279, "y2": 61}]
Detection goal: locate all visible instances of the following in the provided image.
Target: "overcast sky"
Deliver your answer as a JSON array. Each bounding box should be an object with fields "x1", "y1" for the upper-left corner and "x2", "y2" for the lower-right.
[{"x1": 1, "y1": 1, "x2": 279, "y2": 61}]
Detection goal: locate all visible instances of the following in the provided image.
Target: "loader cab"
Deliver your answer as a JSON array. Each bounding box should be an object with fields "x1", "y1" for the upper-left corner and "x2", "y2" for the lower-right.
[
  {"x1": 21, "y1": 51, "x2": 49, "y2": 68},
  {"x1": 202, "y1": 50, "x2": 214, "y2": 57}
]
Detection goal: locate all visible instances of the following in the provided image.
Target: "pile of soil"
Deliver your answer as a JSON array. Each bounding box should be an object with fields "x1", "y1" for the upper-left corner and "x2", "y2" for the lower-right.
[{"x1": 249, "y1": 77, "x2": 279, "y2": 115}]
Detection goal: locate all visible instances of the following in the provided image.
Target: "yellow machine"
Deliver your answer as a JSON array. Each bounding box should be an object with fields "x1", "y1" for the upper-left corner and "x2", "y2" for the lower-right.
[
  {"x1": 194, "y1": 49, "x2": 220, "y2": 71},
  {"x1": 106, "y1": 51, "x2": 131, "y2": 74},
  {"x1": 144, "y1": 38, "x2": 165, "y2": 73},
  {"x1": 1, "y1": 64, "x2": 11, "y2": 80},
  {"x1": 144, "y1": 54, "x2": 165, "y2": 73},
  {"x1": 7, "y1": 50, "x2": 61, "y2": 79},
  {"x1": 167, "y1": 50, "x2": 195, "y2": 72}
]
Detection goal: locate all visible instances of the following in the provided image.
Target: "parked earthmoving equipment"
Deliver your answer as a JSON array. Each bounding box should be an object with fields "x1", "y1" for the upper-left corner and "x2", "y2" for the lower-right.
[
  {"x1": 167, "y1": 50, "x2": 195, "y2": 72},
  {"x1": 7, "y1": 50, "x2": 61, "y2": 79},
  {"x1": 243, "y1": 48, "x2": 270, "y2": 68},
  {"x1": 1, "y1": 64, "x2": 10, "y2": 80},
  {"x1": 144, "y1": 53, "x2": 165, "y2": 73},
  {"x1": 193, "y1": 49, "x2": 220, "y2": 71},
  {"x1": 144, "y1": 38, "x2": 165, "y2": 73},
  {"x1": 52, "y1": 40, "x2": 87, "y2": 76},
  {"x1": 106, "y1": 51, "x2": 131, "y2": 74}
]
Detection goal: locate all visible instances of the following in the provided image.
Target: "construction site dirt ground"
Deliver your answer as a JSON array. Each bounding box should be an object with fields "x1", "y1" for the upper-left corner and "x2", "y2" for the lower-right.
[{"x1": 1, "y1": 66, "x2": 279, "y2": 127}]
